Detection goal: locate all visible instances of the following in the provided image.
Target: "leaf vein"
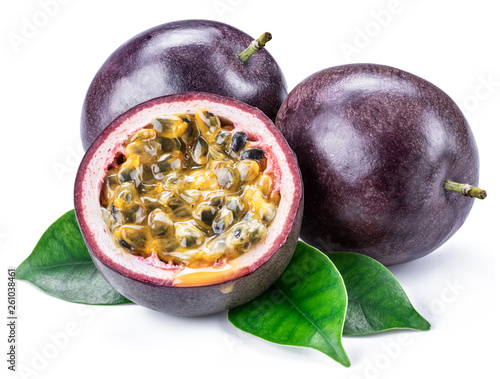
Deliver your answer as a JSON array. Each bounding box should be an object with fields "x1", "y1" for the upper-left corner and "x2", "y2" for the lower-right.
[
  {"x1": 274, "y1": 281, "x2": 341, "y2": 352},
  {"x1": 35, "y1": 261, "x2": 94, "y2": 270}
]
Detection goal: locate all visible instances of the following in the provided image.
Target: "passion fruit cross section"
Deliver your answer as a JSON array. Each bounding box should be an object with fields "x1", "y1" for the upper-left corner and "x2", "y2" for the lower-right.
[{"x1": 100, "y1": 109, "x2": 280, "y2": 268}]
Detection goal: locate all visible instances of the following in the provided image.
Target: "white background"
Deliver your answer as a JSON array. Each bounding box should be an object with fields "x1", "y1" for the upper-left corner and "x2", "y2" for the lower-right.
[{"x1": 1, "y1": 0, "x2": 499, "y2": 378}]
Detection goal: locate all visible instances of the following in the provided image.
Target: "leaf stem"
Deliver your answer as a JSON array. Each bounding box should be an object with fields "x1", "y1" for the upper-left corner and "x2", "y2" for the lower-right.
[
  {"x1": 238, "y1": 32, "x2": 272, "y2": 63},
  {"x1": 444, "y1": 180, "x2": 487, "y2": 199}
]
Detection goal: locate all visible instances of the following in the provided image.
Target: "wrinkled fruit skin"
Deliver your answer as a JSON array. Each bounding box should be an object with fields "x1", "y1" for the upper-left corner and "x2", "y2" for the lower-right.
[
  {"x1": 75, "y1": 92, "x2": 303, "y2": 316},
  {"x1": 81, "y1": 19, "x2": 287, "y2": 150},
  {"x1": 276, "y1": 64, "x2": 479, "y2": 266}
]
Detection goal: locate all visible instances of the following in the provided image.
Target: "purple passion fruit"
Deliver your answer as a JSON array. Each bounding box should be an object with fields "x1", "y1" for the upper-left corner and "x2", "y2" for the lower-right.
[
  {"x1": 276, "y1": 63, "x2": 485, "y2": 266},
  {"x1": 81, "y1": 20, "x2": 287, "y2": 150},
  {"x1": 75, "y1": 92, "x2": 303, "y2": 316}
]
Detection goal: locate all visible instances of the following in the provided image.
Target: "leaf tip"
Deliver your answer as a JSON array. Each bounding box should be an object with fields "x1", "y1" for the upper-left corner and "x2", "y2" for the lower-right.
[
  {"x1": 14, "y1": 264, "x2": 28, "y2": 281},
  {"x1": 341, "y1": 358, "x2": 352, "y2": 368},
  {"x1": 421, "y1": 319, "x2": 432, "y2": 331}
]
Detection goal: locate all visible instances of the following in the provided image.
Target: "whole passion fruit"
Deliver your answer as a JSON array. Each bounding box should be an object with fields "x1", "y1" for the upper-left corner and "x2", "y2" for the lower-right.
[
  {"x1": 81, "y1": 19, "x2": 287, "y2": 150},
  {"x1": 75, "y1": 92, "x2": 303, "y2": 316},
  {"x1": 276, "y1": 63, "x2": 486, "y2": 266}
]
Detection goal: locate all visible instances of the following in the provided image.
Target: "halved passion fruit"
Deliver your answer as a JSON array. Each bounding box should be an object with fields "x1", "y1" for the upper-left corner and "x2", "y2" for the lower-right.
[{"x1": 74, "y1": 92, "x2": 303, "y2": 316}]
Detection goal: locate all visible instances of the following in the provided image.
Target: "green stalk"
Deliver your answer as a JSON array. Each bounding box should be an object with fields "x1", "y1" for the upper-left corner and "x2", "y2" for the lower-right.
[
  {"x1": 238, "y1": 32, "x2": 272, "y2": 63},
  {"x1": 444, "y1": 180, "x2": 487, "y2": 199}
]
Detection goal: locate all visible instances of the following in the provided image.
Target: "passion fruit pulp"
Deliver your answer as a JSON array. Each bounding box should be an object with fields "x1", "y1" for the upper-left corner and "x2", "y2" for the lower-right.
[
  {"x1": 75, "y1": 92, "x2": 303, "y2": 316},
  {"x1": 101, "y1": 108, "x2": 281, "y2": 267}
]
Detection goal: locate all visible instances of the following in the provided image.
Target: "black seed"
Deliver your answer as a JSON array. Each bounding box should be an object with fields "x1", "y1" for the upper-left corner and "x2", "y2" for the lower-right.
[
  {"x1": 214, "y1": 131, "x2": 231, "y2": 149},
  {"x1": 116, "y1": 189, "x2": 133, "y2": 204},
  {"x1": 167, "y1": 198, "x2": 192, "y2": 219},
  {"x1": 183, "y1": 235, "x2": 198, "y2": 248},
  {"x1": 141, "y1": 165, "x2": 155, "y2": 182},
  {"x1": 192, "y1": 138, "x2": 209, "y2": 165},
  {"x1": 260, "y1": 202, "x2": 277, "y2": 223},
  {"x1": 126, "y1": 139, "x2": 160, "y2": 162},
  {"x1": 106, "y1": 172, "x2": 120, "y2": 187},
  {"x1": 226, "y1": 196, "x2": 244, "y2": 218},
  {"x1": 208, "y1": 145, "x2": 229, "y2": 161},
  {"x1": 209, "y1": 238, "x2": 229, "y2": 259},
  {"x1": 214, "y1": 167, "x2": 232, "y2": 188},
  {"x1": 227, "y1": 224, "x2": 250, "y2": 246},
  {"x1": 116, "y1": 182, "x2": 137, "y2": 198},
  {"x1": 162, "y1": 173, "x2": 185, "y2": 188},
  {"x1": 141, "y1": 196, "x2": 160, "y2": 212},
  {"x1": 115, "y1": 226, "x2": 147, "y2": 251},
  {"x1": 118, "y1": 164, "x2": 141, "y2": 183},
  {"x1": 241, "y1": 148, "x2": 265, "y2": 161},
  {"x1": 149, "y1": 210, "x2": 173, "y2": 237},
  {"x1": 110, "y1": 199, "x2": 146, "y2": 226},
  {"x1": 176, "y1": 225, "x2": 203, "y2": 248},
  {"x1": 209, "y1": 195, "x2": 225, "y2": 207},
  {"x1": 153, "y1": 153, "x2": 181, "y2": 175},
  {"x1": 158, "y1": 137, "x2": 182, "y2": 153},
  {"x1": 110, "y1": 204, "x2": 119, "y2": 222},
  {"x1": 129, "y1": 128, "x2": 155, "y2": 142},
  {"x1": 102, "y1": 172, "x2": 120, "y2": 204},
  {"x1": 231, "y1": 131, "x2": 248, "y2": 152},
  {"x1": 180, "y1": 116, "x2": 198, "y2": 145},
  {"x1": 178, "y1": 190, "x2": 202, "y2": 205},
  {"x1": 138, "y1": 182, "x2": 157, "y2": 196},
  {"x1": 200, "y1": 207, "x2": 216, "y2": 225},
  {"x1": 156, "y1": 239, "x2": 179, "y2": 254},
  {"x1": 157, "y1": 249, "x2": 187, "y2": 265},
  {"x1": 213, "y1": 219, "x2": 226, "y2": 235},
  {"x1": 151, "y1": 225, "x2": 169, "y2": 237},
  {"x1": 122, "y1": 203, "x2": 145, "y2": 223},
  {"x1": 212, "y1": 208, "x2": 234, "y2": 235},
  {"x1": 151, "y1": 115, "x2": 184, "y2": 137},
  {"x1": 152, "y1": 115, "x2": 178, "y2": 129},
  {"x1": 118, "y1": 238, "x2": 133, "y2": 251},
  {"x1": 249, "y1": 223, "x2": 267, "y2": 244}
]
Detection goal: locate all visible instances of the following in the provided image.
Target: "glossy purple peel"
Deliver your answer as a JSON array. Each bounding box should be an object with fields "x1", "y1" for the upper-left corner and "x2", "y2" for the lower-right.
[
  {"x1": 81, "y1": 20, "x2": 287, "y2": 150},
  {"x1": 276, "y1": 64, "x2": 485, "y2": 266}
]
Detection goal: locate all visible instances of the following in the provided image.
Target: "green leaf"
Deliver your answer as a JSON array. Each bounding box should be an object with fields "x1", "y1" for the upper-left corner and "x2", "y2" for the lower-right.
[
  {"x1": 17, "y1": 210, "x2": 132, "y2": 305},
  {"x1": 326, "y1": 252, "x2": 431, "y2": 335},
  {"x1": 228, "y1": 241, "x2": 350, "y2": 367}
]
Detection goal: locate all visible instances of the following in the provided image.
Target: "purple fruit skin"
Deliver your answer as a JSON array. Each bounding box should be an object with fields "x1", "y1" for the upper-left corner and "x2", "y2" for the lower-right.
[
  {"x1": 90, "y1": 202, "x2": 302, "y2": 317},
  {"x1": 81, "y1": 19, "x2": 287, "y2": 150},
  {"x1": 276, "y1": 64, "x2": 480, "y2": 266},
  {"x1": 75, "y1": 92, "x2": 303, "y2": 316}
]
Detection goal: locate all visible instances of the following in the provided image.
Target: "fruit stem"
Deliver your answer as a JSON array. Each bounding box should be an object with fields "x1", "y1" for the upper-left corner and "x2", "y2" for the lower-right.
[
  {"x1": 238, "y1": 32, "x2": 272, "y2": 63},
  {"x1": 444, "y1": 180, "x2": 487, "y2": 199}
]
